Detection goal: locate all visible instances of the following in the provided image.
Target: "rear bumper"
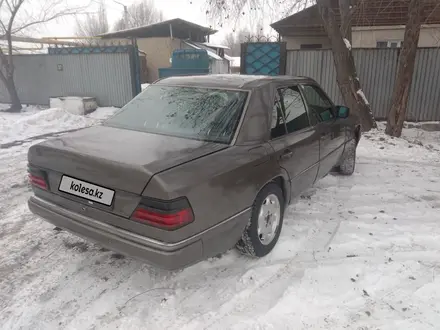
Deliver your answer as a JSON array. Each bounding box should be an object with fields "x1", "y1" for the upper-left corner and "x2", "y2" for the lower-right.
[{"x1": 28, "y1": 196, "x2": 250, "y2": 270}]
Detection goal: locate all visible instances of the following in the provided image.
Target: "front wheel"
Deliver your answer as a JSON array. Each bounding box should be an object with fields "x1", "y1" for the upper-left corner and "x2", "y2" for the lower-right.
[
  {"x1": 236, "y1": 183, "x2": 285, "y2": 257},
  {"x1": 338, "y1": 139, "x2": 357, "y2": 175}
]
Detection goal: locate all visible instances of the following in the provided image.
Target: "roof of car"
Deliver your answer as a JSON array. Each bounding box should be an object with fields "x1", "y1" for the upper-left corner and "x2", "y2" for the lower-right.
[{"x1": 154, "y1": 74, "x2": 317, "y2": 90}]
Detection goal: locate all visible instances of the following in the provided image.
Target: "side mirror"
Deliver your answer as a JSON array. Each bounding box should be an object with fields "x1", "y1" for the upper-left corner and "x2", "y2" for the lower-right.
[
  {"x1": 336, "y1": 105, "x2": 350, "y2": 118},
  {"x1": 319, "y1": 109, "x2": 334, "y2": 122}
]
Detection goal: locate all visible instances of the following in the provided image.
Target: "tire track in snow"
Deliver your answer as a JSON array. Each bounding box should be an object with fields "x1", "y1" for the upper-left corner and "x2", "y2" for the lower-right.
[
  {"x1": 178, "y1": 184, "x2": 357, "y2": 328},
  {"x1": 192, "y1": 198, "x2": 341, "y2": 329},
  {"x1": 357, "y1": 158, "x2": 440, "y2": 168},
  {"x1": 197, "y1": 262, "x2": 305, "y2": 330}
]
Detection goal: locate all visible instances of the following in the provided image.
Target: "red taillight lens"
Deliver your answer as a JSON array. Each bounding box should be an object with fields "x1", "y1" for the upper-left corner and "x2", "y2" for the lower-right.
[
  {"x1": 131, "y1": 207, "x2": 193, "y2": 230},
  {"x1": 131, "y1": 197, "x2": 194, "y2": 230},
  {"x1": 28, "y1": 173, "x2": 48, "y2": 190}
]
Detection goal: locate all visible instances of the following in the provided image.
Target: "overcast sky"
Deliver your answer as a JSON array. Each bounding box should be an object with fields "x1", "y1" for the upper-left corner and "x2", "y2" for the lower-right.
[
  {"x1": 41, "y1": 0, "x2": 207, "y2": 35},
  {"x1": 39, "y1": 0, "x2": 281, "y2": 43}
]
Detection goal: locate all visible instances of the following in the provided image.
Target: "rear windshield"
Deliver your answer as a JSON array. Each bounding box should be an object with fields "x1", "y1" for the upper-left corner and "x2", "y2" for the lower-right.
[{"x1": 104, "y1": 85, "x2": 248, "y2": 144}]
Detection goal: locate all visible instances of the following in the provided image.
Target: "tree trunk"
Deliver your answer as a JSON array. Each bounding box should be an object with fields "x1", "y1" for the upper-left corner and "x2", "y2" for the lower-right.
[
  {"x1": 318, "y1": 0, "x2": 376, "y2": 131},
  {"x1": 0, "y1": 69, "x2": 22, "y2": 112},
  {"x1": 338, "y1": 0, "x2": 352, "y2": 42},
  {"x1": 385, "y1": 0, "x2": 422, "y2": 137},
  {"x1": 4, "y1": 76, "x2": 22, "y2": 112},
  {"x1": 0, "y1": 28, "x2": 22, "y2": 112},
  {"x1": 0, "y1": 52, "x2": 22, "y2": 112}
]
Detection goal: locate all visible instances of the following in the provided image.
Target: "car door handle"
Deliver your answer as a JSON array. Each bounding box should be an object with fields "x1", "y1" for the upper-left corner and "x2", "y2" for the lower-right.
[{"x1": 280, "y1": 149, "x2": 294, "y2": 160}]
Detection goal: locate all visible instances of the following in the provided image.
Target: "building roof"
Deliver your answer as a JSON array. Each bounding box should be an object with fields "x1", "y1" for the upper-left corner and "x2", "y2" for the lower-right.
[
  {"x1": 99, "y1": 18, "x2": 217, "y2": 39},
  {"x1": 155, "y1": 74, "x2": 316, "y2": 89},
  {"x1": 202, "y1": 42, "x2": 230, "y2": 50},
  {"x1": 183, "y1": 40, "x2": 223, "y2": 60},
  {"x1": 271, "y1": 0, "x2": 440, "y2": 36}
]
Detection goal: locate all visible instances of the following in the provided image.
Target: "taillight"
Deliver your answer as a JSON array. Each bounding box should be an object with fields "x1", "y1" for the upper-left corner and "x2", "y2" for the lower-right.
[
  {"x1": 131, "y1": 197, "x2": 194, "y2": 230},
  {"x1": 28, "y1": 166, "x2": 49, "y2": 190},
  {"x1": 28, "y1": 173, "x2": 48, "y2": 190}
]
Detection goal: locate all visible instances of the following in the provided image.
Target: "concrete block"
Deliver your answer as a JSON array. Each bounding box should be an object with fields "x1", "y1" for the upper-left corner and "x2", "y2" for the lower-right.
[{"x1": 49, "y1": 96, "x2": 98, "y2": 115}]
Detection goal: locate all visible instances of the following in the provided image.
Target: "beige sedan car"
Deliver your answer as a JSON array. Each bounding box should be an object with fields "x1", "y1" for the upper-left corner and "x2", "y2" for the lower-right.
[{"x1": 28, "y1": 75, "x2": 360, "y2": 269}]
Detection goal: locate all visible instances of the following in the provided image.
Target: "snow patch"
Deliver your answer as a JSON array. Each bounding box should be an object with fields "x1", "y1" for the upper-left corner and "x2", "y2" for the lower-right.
[
  {"x1": 343, "y1": 38, "x2": 352, "y2": 50},
  {"x1": 0, "y1": 105, "x2": 119, "y2": 144},
  {"x1": 357, "y1": 89, "x2": 370, "y2": 105},
  {"x1": 1, "y1": 110, "x2": 440, "y2": 329}
]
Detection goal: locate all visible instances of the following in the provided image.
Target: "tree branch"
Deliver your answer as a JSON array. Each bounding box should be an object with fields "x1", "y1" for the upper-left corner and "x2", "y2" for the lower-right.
[
  {"x1": 0, "y1": 20, "x2": 7, "y2": 36},
  {"x1": 0, "y1": 0, "x2": 5, "y2": 34},
  {"x1": 5, "y1": 0, "x2": 13, "y2": 13},
  {"x1": 11, "y1": 8, "x2": 87, "y2": 35},
  {"x1": 6, "y1": 0, "x2": 24, "y2": 73}
]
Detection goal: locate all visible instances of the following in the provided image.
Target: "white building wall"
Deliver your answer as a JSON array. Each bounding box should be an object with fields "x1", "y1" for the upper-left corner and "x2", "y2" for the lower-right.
[
  {"x1": 210, "y1": 59, "x2": 230, "y2": 74},
  {"x1": 282, "y1": 25, "x2": 440, "y2": 49}
]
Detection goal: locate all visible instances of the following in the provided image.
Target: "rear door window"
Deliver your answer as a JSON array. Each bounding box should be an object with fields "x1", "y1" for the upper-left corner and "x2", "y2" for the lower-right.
[
  {"x1": 278, "y1": 86, "x2": 310, "y2": 133},
  {"x1": 271, "y1": 95, "x2": 287, "y2": 139}
]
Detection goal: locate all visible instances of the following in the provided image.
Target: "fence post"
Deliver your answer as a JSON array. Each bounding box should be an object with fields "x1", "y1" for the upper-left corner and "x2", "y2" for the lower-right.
[
  {"x1": 240, "y1": 43, "x2": 248, "y2": 75},
  {"x1": 279, "y1": 42, "x2": 287, "y2": 75}
]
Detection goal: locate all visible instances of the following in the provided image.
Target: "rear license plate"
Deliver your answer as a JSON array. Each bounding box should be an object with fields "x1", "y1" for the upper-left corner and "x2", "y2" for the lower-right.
[{"x1": 59, "y1": 175, "x2": 115, "y2": 206}]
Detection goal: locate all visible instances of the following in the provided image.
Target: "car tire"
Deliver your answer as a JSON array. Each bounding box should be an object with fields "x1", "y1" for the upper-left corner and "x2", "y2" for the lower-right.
[
  {"x1": 236, "y1": 182, "x2": 285, "y2": 257},
  {"x1": 338, "y1": 138, "x2": 357, "y2": 175}
]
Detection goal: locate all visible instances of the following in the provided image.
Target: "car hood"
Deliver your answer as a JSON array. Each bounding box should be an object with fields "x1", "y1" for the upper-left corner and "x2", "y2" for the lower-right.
[{"x1": 28, "y1": 125, "x2": 228, "y2": 194}]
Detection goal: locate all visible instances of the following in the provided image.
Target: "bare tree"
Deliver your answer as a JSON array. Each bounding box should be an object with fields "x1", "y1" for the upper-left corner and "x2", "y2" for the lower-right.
[
  {"x1": 76, "y1": 0, "x2": 109, "y2": 37},
  {"x1": 318, "y1": 0, "x2": 376, "y2": 131},
  {"x1": 113, "y1": 0, "x2": 163, "y2": 31},
  {"x1": 113, "y1": 19, "x2": 125, "y2": 32},
  {"x1": 0, "y1": 0, "x2": 88, "y2": 112},
  {"x1": 385, "y1": 0, "x2": 423, "y2": 137},
  {"x1": 223, "y1": 32, "x2": 237, "y2": 55},
  {"x1": 205, "y1": 0, "x2": 377, "y2": 131},
  {"x1": 223, "y1": 28, "x2": 254, "y2": 56}
]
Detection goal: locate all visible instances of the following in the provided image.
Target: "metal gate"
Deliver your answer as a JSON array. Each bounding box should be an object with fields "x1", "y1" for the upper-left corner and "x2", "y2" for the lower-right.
[
  {"x1": 240, "y1": 41, "x2": 287, "y2": 75},
  {"x1": 49, "y1": 44, "x2": 142, "y2": 97}
]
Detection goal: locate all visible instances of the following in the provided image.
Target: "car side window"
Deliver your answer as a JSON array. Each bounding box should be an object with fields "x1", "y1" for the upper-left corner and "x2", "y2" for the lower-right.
[
  {"x1": 270, "y1": 95, "x2": 287, "y2": 139},
  {"x1": 279, "y1": 86, "x2": 310, "y2": 133},
  {"x1": 302, "y1": 85, "x2": 334, "y2": 122}
]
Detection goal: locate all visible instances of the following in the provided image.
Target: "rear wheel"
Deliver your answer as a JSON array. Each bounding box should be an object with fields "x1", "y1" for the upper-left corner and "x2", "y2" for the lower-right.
[
  {"x1": 236, "y1": 183, "x2": 284, "y2": 257},
  {"x1": 338, "y1": 139, "x2": 357, "y2": 175}
]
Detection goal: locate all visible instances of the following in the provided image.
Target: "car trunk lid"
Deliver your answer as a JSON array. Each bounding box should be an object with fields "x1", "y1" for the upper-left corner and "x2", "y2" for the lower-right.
[{"x1": 28, "y1": 125, "x2": 227, "y2": 218}]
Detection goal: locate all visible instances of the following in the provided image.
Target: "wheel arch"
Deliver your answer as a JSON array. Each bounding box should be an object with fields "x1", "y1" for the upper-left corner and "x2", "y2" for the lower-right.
[
  {"x1": 354, "y1": 125, "x2": 361, "y2": 145},
  {"x1": 255, "y1": 168, "x2": 291, "y2": 207},
  {"x1": 272, "y1": 176, "x2": 289, "y2": 204}
]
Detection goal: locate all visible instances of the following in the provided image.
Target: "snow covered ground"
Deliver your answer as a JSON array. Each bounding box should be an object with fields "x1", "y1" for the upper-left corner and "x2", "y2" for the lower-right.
[
  {"x1": 0, "y1": 111, "x2": 440, "y2": 329},
  {"x1": 0, "y1": 105, "x2": 118, "y2": 145}
]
